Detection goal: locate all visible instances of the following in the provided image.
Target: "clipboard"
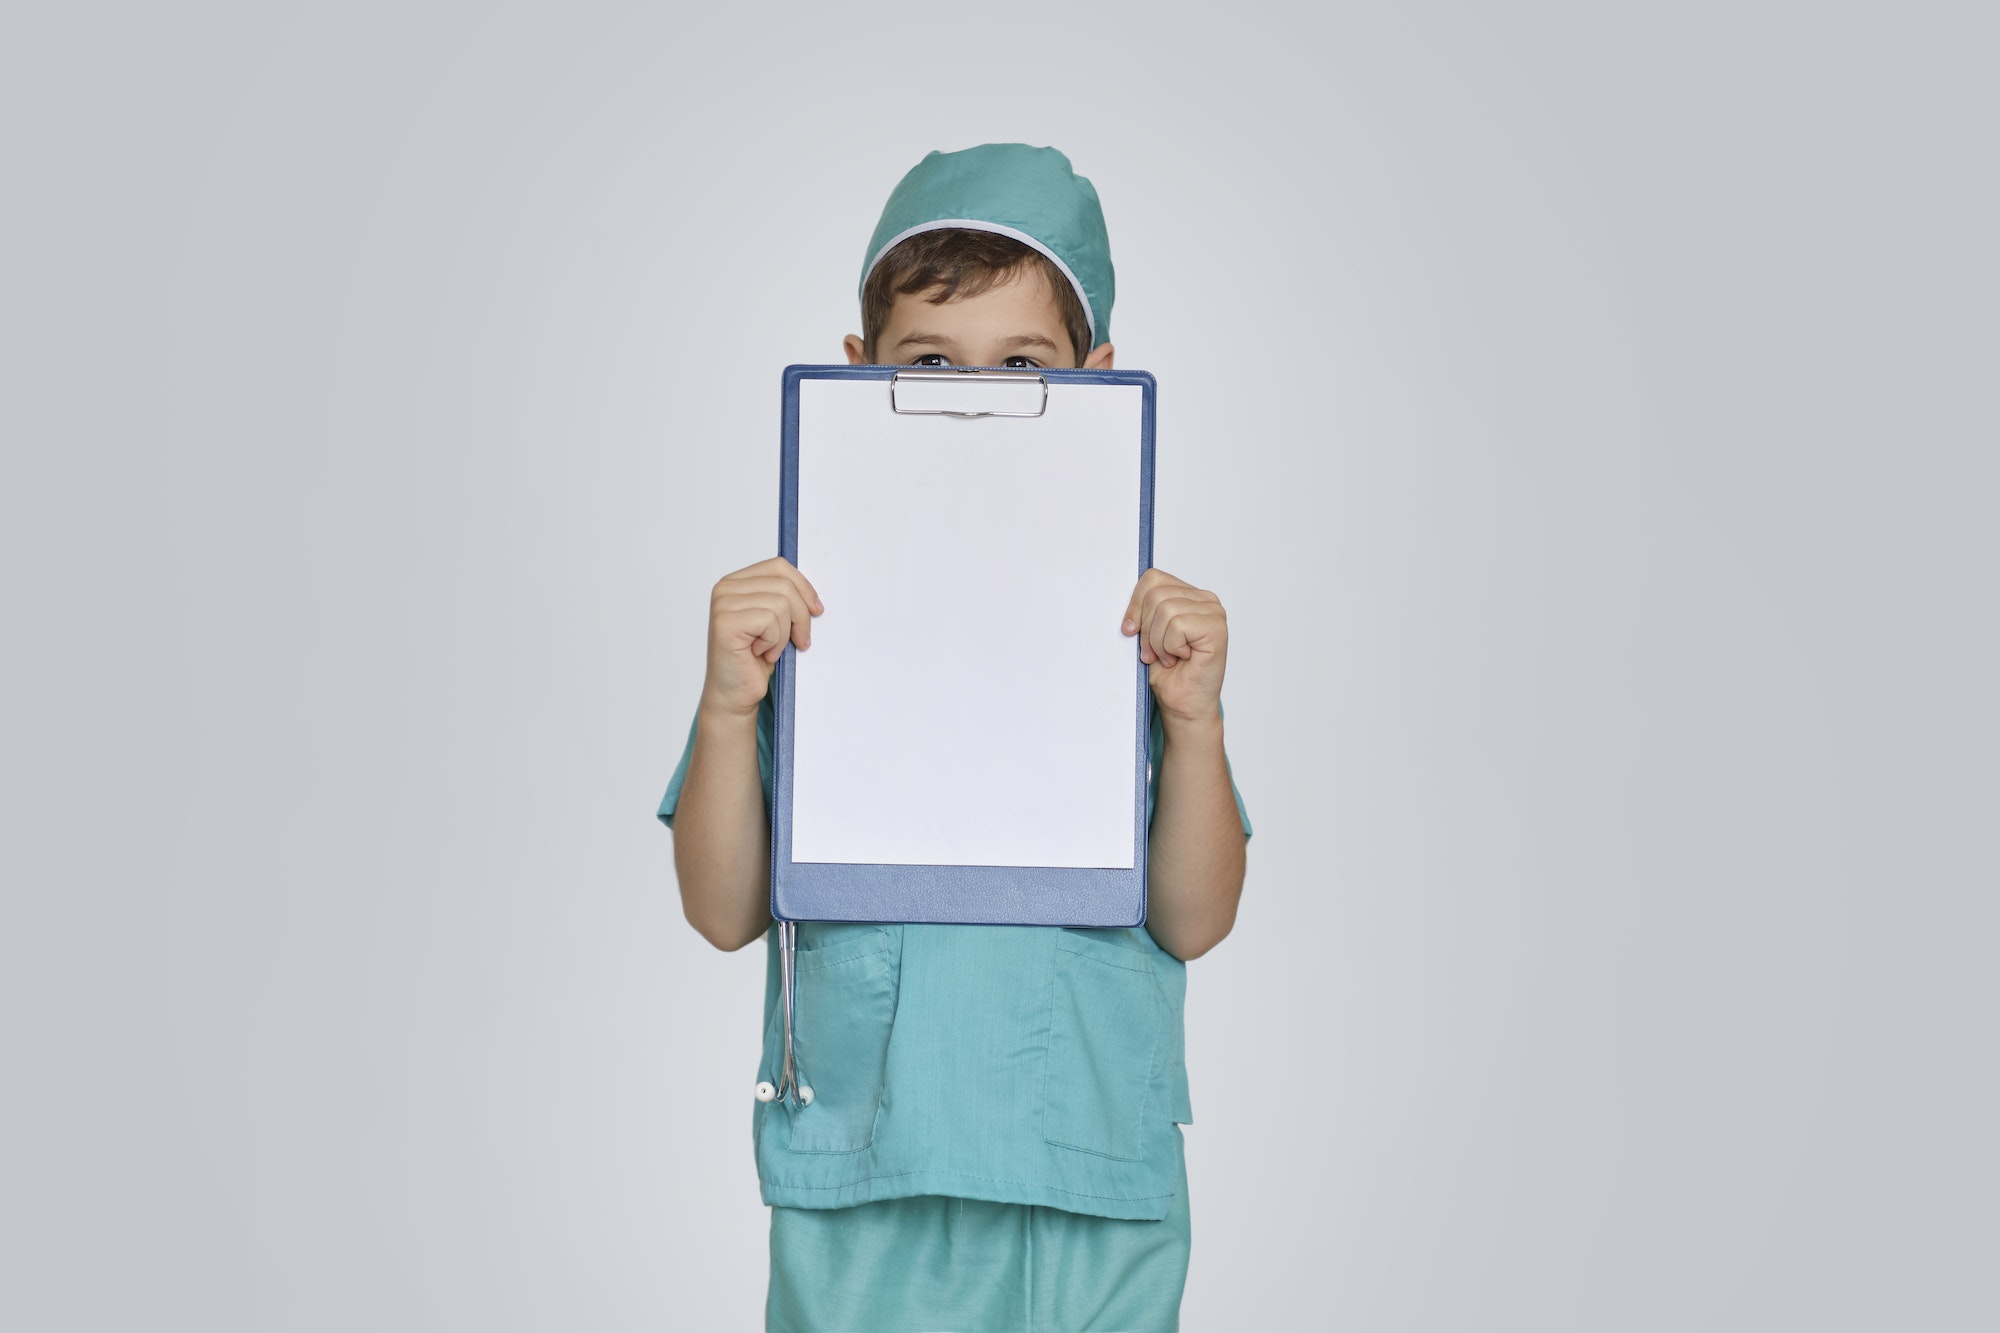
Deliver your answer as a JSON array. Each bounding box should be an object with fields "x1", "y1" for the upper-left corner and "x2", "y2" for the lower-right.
[{"x1": 770, "y1": 364, "x2": 1157, "y2": 930}]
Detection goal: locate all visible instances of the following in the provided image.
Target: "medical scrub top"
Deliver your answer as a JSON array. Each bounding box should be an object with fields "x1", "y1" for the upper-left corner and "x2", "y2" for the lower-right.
[{"x1": 657, "y1": 691, "x2": 1251, "y2": 1222}]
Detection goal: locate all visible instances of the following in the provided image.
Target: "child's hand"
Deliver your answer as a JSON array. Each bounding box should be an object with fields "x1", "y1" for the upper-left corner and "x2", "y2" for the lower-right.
[
  {"x1": 701, "y1": 557, "x2": 823, "y2": 718},
  {"x1": 1122, "y1": 569, "x2": 1228, "y2": 728}
]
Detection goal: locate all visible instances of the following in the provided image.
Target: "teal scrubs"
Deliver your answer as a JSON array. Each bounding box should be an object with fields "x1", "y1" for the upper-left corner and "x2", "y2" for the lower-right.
[
  {"x1": 659, "y1": 691, "x2": 1249, "y2": 1326},
  {"x1": 766, "y1": 1144, "x2": 1193, "y2": 1333}
]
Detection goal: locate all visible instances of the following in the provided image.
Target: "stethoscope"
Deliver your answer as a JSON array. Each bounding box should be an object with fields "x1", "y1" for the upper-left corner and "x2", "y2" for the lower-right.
[{"x1": 753, "y1": 920, "x2": 813, "y2": 1108}]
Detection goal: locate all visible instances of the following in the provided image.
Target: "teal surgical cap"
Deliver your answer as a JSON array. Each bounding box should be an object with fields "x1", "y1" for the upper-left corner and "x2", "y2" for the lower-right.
[{"x1": 861, "y1": 144, "x2": 1115, "y2": 348}]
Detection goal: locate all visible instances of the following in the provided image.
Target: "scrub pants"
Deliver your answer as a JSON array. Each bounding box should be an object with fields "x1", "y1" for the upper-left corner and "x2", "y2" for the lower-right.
[{"x1": 766, "y1": 1160, "x2": 1191, "y2": 1333}]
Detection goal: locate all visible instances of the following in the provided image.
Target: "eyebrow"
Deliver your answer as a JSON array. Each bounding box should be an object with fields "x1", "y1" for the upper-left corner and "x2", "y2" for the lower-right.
[{"x1": 892, "y1": 332, "x2": 1063, "y2": 353}]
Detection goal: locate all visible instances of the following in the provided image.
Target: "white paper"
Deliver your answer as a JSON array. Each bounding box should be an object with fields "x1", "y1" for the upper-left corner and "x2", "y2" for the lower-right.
[{"x1": 790, "y1": 379, "x2": 1143, "y2": 868}]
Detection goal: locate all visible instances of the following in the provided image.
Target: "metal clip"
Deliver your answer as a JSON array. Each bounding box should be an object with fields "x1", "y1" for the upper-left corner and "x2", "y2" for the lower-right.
[{"x1": 889, "y1": 368, "x2": 1049, "y2": 418}]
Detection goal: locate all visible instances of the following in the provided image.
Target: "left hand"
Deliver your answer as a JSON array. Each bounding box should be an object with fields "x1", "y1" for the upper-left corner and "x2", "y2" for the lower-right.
[{"x1": 1122, "y1": 568, "x2": 1228, "y2": 727}]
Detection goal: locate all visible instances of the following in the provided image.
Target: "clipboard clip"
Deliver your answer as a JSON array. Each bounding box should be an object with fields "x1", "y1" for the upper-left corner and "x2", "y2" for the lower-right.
[{"x1": 890, "y1": 368, "x2": 1048, "y2": 418}]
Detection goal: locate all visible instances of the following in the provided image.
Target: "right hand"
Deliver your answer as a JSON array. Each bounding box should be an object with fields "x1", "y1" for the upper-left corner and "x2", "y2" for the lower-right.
[{"x1": 701, "y1": 557, "x2": 824, "y2": 718}]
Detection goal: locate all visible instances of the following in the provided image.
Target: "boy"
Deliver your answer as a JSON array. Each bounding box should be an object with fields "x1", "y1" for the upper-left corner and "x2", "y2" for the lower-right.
[{"x1": 660, "y1": 144, "x2": 1251, "y2": 1333}]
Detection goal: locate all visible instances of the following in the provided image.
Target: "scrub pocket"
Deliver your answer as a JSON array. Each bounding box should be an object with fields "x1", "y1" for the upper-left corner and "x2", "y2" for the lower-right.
[
  {"x1": 785, "y1": 927, "x2": 899, "y2": 1154},
  {"x1": 1041, "y1": 930, "x2": 1166, "y2": 1162}
]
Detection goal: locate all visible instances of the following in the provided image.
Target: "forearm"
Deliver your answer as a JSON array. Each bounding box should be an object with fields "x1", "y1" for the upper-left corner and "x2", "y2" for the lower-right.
[
  {"x1": 1143, "y1": 713, "x2": 1246, "y2": 961},
  {"x1": 671, "y1": 704, "x2": 775, "y2": 951}
]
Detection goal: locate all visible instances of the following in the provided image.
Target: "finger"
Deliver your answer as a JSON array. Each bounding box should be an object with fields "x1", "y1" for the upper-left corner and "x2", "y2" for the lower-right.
[
  {"x1": 1132, "y1": 575, "x2": 1212, "y2": 636},
  {"x1": 774, "y1": 560, "x2": 824, "y2": 616},
  {"x1": 725, "y1": 555, "x2": 795, "y2": 585},
  {"x1": 1157, "y1": 610, "x2": 1203, "y2": 665},
  {"x1": 716, "y1": 591, "x2": 800, "y2": 622},
  {"x1": 1128, "y1": 568, "x2": 1168, "y2": 624},
  {"x1": 1167, "y1": 607, "x2": 1227, "y2": 669},
  {"x1": 1123, "y1": 568, "x2": 1178, "y2": 634},
  {"x1": 724, "y1": 558, "x2": 824, "y2": 615},
  {"x1": 720, "y1": 594, "x2": 800, "y2": 653},
  {"x1": 764, "y1": 558, "x2": 824, "y2": 615},
  {"x1": 744, "y1": 608, "x2": 789, "y2": 664},
  {"x1": 1146, "y1": 597, "x2": 1210, "y2": 668},
  {"x1": 721, "y1": 576, "x2": 813, "y2": 647},
  {"x1": 1142, "y1": 596, "x2": 1185, "y2": 667}
]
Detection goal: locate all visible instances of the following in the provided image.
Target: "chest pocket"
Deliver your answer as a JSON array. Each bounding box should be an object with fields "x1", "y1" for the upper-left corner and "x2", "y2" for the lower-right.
[
  {"x1": 784, "y1": 927, "x2": 900, "y2": 1154},
  {"x1": 1040, "y1": 930, "x2": 1167, "y2": 1162}
]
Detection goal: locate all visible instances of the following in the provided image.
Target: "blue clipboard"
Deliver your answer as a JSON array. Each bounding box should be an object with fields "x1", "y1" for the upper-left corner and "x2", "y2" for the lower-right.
[{"x1": 769, "y1": 364, "x2": 1157, "y2": 929}]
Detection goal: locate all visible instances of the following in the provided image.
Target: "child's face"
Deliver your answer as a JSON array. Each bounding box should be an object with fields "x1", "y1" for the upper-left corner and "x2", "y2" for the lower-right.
[{"x1": 844, "y1": 264, "x2": 1115, "y2": 371}]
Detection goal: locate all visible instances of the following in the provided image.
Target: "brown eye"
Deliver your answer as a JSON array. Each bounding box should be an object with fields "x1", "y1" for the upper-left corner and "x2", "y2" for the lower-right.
[
  {"x1": 1002, "y1": 356, "x2": 1041, "y2": 369},
  {"x1": 912, "y1": 353, "x2": 948, "y2": 367}
]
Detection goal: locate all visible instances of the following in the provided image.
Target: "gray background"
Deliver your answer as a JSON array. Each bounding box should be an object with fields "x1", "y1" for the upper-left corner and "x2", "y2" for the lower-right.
[{"x1": 4, "y1": 2, "x2": 1994, "y2": 1329}]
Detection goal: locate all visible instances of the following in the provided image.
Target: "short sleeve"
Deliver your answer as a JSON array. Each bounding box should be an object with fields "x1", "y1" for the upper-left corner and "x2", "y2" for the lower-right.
[
  {"x1": 1144, "y1": 698, "x2": 1253, "y2": 839},
  {"x1": 656, "y1": 693, "x2": 777, "y2": 829}
]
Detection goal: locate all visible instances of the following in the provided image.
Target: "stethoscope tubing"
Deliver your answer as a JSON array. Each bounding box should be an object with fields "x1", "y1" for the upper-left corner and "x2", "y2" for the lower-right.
[{"x1": 755, "y1": 920, "x2": 812, "y2": 1107}]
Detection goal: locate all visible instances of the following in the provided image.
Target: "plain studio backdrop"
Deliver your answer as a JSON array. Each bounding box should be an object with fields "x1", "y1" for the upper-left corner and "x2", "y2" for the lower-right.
[{"x1": 3, "y1": 3, "x2": 1993, "y2": 1329}]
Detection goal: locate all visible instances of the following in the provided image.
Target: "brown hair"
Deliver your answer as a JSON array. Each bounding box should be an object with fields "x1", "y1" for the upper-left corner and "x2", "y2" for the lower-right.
[{"x1": 861, "y1": 228, "x2": 1092, "y2": 365}]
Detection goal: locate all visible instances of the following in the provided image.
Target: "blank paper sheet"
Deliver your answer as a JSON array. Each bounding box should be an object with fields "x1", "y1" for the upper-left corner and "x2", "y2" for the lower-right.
[{"x1": 789, "y1": 379, "x2": 1143, "y2": 868}]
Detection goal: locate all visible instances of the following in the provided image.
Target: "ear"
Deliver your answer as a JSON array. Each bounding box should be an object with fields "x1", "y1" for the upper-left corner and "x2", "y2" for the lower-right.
[
  {"x1": 1082, "y1": 341, "x2": 1115, "y2": 370},
  {"x1": 843, "y1": 334, "x2": 870, "y2": 365}
]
